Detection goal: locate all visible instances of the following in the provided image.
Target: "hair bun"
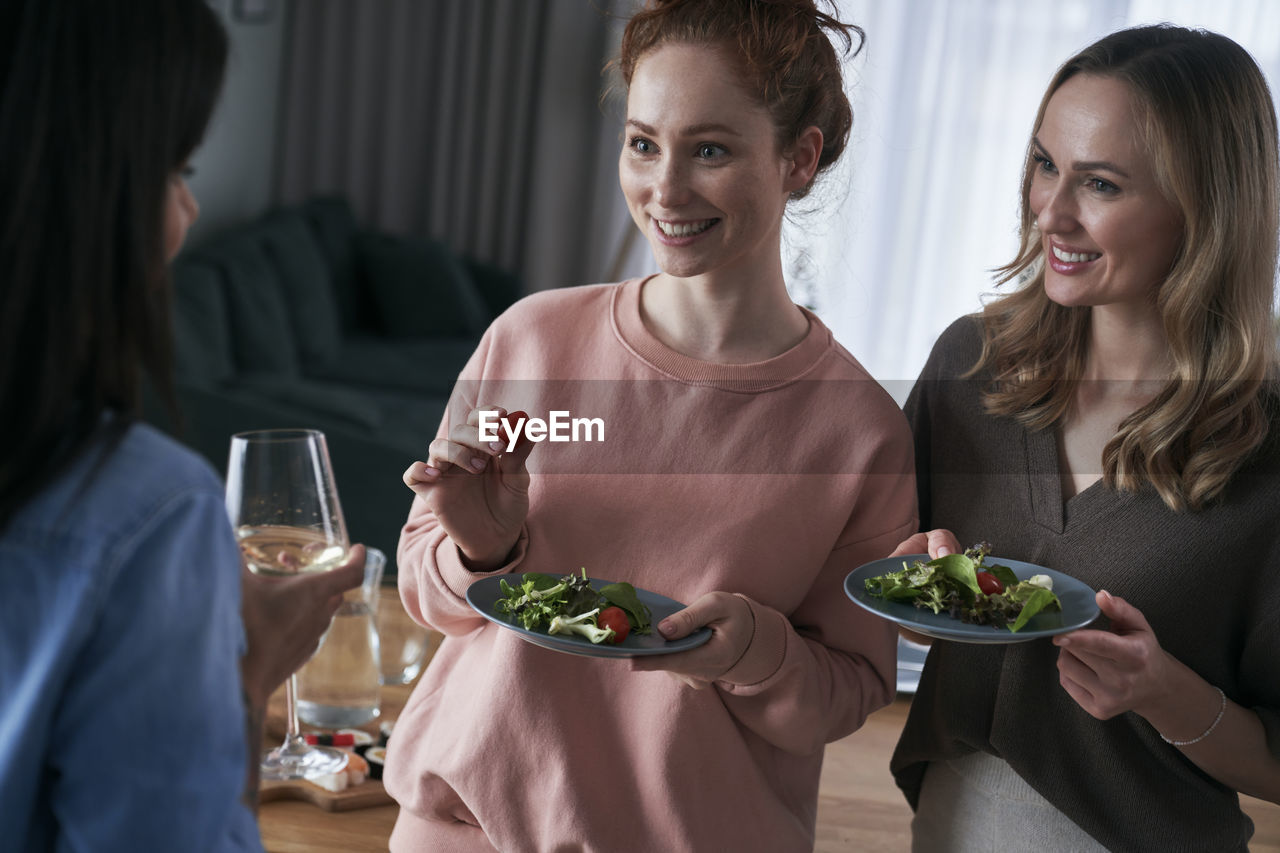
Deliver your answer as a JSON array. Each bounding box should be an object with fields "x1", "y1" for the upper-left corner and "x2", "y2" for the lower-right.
[{"x1": 618, "y1": 0, "x2": 862, "y2": 198}]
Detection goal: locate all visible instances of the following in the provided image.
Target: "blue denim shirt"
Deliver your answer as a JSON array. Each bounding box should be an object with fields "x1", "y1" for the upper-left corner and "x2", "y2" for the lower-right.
[{"x1": 0, "y1": 421, "x2": 262, "y2": 852}]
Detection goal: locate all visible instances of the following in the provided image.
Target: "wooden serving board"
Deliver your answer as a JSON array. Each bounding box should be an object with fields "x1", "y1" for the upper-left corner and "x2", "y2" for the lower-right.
[
  {"x1": 259, "y1": 777, "x2": 393, "y2": 812},
  {"x1": 261, "y1": 686, "x2": 394, "y2": 812},
  {"x1": 256, "y1": 621, "x2": 439, "y2": 814}
]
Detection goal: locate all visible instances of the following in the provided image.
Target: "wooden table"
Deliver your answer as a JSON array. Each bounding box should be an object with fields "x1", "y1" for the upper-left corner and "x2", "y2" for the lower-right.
[
  {"x1": 258, "y1": 679, "x2": 412, "y2": 852},
  {"x1": 257, "y1": 588, "x2": 441, "y2": 851},
  {"x1": 259, "y1": 799, "x2": 400, "y2": 853},
  {"x1": 258, "y1": 689, "x2": 1280, "y2": 852}
]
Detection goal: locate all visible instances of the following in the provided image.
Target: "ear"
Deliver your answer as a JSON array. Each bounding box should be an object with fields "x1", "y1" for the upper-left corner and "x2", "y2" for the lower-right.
[{"x1": 783, "y1": 126, "x2": 823, "y2": 193}]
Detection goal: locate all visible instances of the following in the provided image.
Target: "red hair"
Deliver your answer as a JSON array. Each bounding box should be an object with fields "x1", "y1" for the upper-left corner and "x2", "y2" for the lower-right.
[{"x1": 617, "y1": 0, "x2": 863, "y2": 198}]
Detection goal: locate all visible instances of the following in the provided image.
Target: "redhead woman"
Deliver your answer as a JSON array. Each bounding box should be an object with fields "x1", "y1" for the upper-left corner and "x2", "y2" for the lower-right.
[{"x1": 387, "y1": 1, "x2": 916, "y2": 850}]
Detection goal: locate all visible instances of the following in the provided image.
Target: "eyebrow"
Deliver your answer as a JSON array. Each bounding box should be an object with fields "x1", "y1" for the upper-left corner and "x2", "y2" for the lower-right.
[
  {"x1": 626, "y1": 118, "x2": 743, "y2": 137},
  {"x1": 1032, "y1": 137, "x2": 1131, "y2": 179}
]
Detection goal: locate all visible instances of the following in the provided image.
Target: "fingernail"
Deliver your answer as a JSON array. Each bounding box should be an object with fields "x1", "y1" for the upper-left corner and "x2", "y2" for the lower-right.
[
  {"x1": 470, "y1": 457, "x2": 487, "y2": 471},
  {"x1": 488, "y1": 442, "x2": 502, "y2": 453},
  {"x1": 937, "y1": 546, "x2": 952, "y2": 557},
  {"x1": 424, "y1": 466, "x2": 440, "y2": 478},
  {"x1": 658, "y1": 619, "x2": 675, "y2": 637}
]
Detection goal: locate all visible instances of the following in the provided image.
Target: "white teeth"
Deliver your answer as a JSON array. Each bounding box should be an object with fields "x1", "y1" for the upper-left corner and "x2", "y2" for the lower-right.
[
  {"x1": 1052, "y1": 245, "x2": 1101, "y2": 263},
  {"x1": 656, "y1": 218, "x2": 715, "y2": 237}
]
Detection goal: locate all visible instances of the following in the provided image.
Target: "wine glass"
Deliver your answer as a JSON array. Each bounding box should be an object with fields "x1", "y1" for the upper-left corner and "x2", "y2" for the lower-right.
[{"x1": 225, "y1": 428, "x2": 351, "y2": 781}]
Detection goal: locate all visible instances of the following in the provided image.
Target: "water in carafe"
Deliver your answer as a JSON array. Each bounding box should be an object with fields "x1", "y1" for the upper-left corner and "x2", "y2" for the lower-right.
[{"x1": 296, "y1": 548, "x2": 384, "y2": 728}]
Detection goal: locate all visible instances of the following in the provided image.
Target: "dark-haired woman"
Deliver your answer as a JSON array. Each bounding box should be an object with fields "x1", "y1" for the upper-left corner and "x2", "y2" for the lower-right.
[
  {"x1": 890, "y1": 24, "x2": 1280, "y2": 852},
  {"x1": 0, "y1": 1, "x2": 364, "y2": 849},
  {"x1": 387, "y1": 1, "x2": 915, "y2": 850}
]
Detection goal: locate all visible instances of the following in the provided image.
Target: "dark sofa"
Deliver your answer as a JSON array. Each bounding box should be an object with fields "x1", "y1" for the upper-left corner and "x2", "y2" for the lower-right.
[{"x1": 147, "y1": 196, "x2": 520, "y2": 574}]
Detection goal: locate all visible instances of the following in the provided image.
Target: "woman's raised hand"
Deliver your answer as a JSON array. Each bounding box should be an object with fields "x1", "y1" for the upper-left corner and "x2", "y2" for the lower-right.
[
  {"x1": 889, "y1": 528, "x2": 962, "y2": 559},
  {"x1": 239, "y1": 544, "x2": 367, "y2": 708},
  {"x1": 403, "y1": 406, "x2": 536, "y2": 570}
]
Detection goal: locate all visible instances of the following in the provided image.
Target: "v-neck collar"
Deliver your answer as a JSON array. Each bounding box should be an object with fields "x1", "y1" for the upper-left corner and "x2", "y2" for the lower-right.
[{"x1": 1026, "y1": 425, "x2": 1113, "y2": 533}]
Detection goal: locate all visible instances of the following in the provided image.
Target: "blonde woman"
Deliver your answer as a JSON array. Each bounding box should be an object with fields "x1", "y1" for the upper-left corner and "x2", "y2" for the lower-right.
[{"x1": 890, "y1": 25, "x2": 1280, "y2": 852}]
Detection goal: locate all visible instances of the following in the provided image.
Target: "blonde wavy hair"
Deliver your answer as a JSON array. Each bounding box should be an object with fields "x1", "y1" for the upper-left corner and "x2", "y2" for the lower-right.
[{"x1": 976, "y1": 24, "x2": 1280, "y2": 511}]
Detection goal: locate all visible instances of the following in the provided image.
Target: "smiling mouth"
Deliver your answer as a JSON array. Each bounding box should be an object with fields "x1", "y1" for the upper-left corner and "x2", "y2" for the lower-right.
[
  {"x1": 1051, "y1": 245, "x2": 1101, "y2": 263},
  {"x1": 655, "y1": 218, "x2": 717, "y2": 238}
]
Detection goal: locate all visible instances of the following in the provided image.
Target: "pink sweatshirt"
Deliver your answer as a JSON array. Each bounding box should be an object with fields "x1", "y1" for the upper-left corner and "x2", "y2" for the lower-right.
[{"x1": 387, "y1": 278, "x2": 916, "y2": 852}]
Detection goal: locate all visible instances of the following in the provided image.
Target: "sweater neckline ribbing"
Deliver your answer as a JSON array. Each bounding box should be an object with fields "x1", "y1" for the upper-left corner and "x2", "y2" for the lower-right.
[{"x1": 610, "y1": 276, "x2": 833, "y2": 392}]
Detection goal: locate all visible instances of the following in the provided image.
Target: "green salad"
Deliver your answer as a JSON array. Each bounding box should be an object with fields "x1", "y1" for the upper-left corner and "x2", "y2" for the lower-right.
[
  {"x1": 864, "y1": 543, "x2": 1062, "y2": 633},
  {"x1": 494, "y1": 569, "x2": 653, "y2": 645}
]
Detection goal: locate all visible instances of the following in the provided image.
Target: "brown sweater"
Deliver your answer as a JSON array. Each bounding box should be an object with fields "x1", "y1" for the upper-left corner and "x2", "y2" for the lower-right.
[{"x1": 891, "y1": 316, "x2": 1280, "y2": 852}]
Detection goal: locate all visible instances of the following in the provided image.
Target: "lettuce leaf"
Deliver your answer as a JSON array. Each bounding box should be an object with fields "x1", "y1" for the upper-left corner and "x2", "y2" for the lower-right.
[
  {"x1": 864, "y1": 546, "x2": 1063, "y2": 632},
  {"x1": 599, "y1": 581, "x2": 652, "y2": 633},
  {"x1": 930, "y1": 553, "x2": 980, "y2": 602},
  {"x1": 1009, "y1": 587, "x2": 1059, "y2": 633}
]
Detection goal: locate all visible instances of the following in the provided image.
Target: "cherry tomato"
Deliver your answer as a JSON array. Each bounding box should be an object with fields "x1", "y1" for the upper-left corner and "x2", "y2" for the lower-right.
[
  {"x1": 501, "y1": 410, "x2": 528, "y2": 449},
  {"x1": 976, "y1": 571, "x2": 1004, "y2": 596},
  {"x1": 597, "y1": 606, "x2": 630, "y2": 644}
]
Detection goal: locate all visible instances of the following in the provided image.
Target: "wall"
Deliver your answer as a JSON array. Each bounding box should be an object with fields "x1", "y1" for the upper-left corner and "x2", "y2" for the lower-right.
[{"x1": 186, "y1": 0, "x2": 289, "y2": 246}]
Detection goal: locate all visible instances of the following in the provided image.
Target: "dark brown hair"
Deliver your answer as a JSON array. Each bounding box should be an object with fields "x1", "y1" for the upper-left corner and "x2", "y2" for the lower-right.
[
  {"x1": 617, "y1": 0, "x2": 863, "y2": 199},
  {"x1": 0, "y1": 0, "x2": 228, "y2": 529}
]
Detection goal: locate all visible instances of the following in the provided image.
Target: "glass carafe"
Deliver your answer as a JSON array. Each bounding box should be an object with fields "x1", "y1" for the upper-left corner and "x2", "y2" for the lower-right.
[{"x1": 296, "y1": 547, "x2": 385, "y2": 728}]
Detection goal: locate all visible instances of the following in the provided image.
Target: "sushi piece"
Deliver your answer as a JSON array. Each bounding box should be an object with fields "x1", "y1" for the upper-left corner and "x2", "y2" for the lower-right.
[
  {"x1": 337, "y1": 728, "x2": 375, "y2": 750},
  {"x1": 304, "y1": 751, "x2": 370, "y2": 792},
  {"x1": 304, "y1": 732, "x2": 355, "y2": 747},
  {"x1": 307, "y1": 769, "x2": 349, "y2": 793},
  {"x1": 364, "y1": 746, "x2": 386, "y2": 780},
  {"x1": 344, "y1": 751, "x2": 370, "y2": 786}
]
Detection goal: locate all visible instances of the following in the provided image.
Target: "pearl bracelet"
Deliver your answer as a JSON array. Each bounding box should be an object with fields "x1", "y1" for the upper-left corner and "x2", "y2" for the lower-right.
[{"x1": 1159, "y1": 686, "x2": 1226, "y2": 746}]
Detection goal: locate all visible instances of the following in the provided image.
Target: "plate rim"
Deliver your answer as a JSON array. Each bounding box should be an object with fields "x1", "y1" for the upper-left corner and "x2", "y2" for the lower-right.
[
  {"x1": 465, "y1": 573, "x2": 712, "y2": 658},
  {"x1": 844, "y1": 553, "x2": 1100, "y2": 644}
]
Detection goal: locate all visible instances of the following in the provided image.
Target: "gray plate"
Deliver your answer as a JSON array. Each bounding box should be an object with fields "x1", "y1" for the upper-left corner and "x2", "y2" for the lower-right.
[
  {"x1": 466, "y1": 575, "x2": 712, "y2": 658},
  {"x1": 844, "y1": 554, "x2": 1100, "y2": 644}
]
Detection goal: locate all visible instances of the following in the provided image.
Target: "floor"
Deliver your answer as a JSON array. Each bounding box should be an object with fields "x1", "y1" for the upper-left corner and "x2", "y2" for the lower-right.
[{"x1": 816, "y1": 695, "x2": 1280, "y2": 852}]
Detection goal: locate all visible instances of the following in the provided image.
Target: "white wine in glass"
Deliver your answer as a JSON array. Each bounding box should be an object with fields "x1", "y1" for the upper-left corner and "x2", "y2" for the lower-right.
[
  {"x1": 237, "y1": 525, "x2": 349, "y2": 576},
  {"x1": 225, "y1": 428, "x2": 351, "y2": 781}
]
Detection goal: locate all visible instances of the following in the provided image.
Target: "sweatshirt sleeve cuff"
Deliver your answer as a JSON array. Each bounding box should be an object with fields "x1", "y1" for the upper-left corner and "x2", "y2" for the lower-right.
[
  {"x1": 718, "y1": 594, "x2": 788, "y2": 687},
  {"x1": 437, "y1": 528, "x2": 529, "y2": 599}
]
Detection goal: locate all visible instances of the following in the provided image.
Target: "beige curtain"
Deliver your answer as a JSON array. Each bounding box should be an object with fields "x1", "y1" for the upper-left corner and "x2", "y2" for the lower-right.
[{"x1": 274, "y1": 0, "x2": 642, "y2": 292}]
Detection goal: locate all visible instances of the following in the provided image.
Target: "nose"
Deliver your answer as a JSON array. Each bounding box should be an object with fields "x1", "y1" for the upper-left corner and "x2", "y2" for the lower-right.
[
  {"x1": 1034, "y1": 181, "x2": 1077, "y2": 235},
  {"x1": 653, "y1": 155, "x2": 690, "y2": 208}
]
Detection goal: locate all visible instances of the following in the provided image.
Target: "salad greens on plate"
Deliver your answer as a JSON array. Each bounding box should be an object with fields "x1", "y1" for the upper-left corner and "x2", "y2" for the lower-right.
[
  {"x1": 864, "y1": 543, "x2": 1062, "y2": 633},
  {"x1": 468, "y1": 573, "x2": 711, "y2": 658},
  {"x1": 495, "y1": 569, "x2": 652, "y2": 645}
]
